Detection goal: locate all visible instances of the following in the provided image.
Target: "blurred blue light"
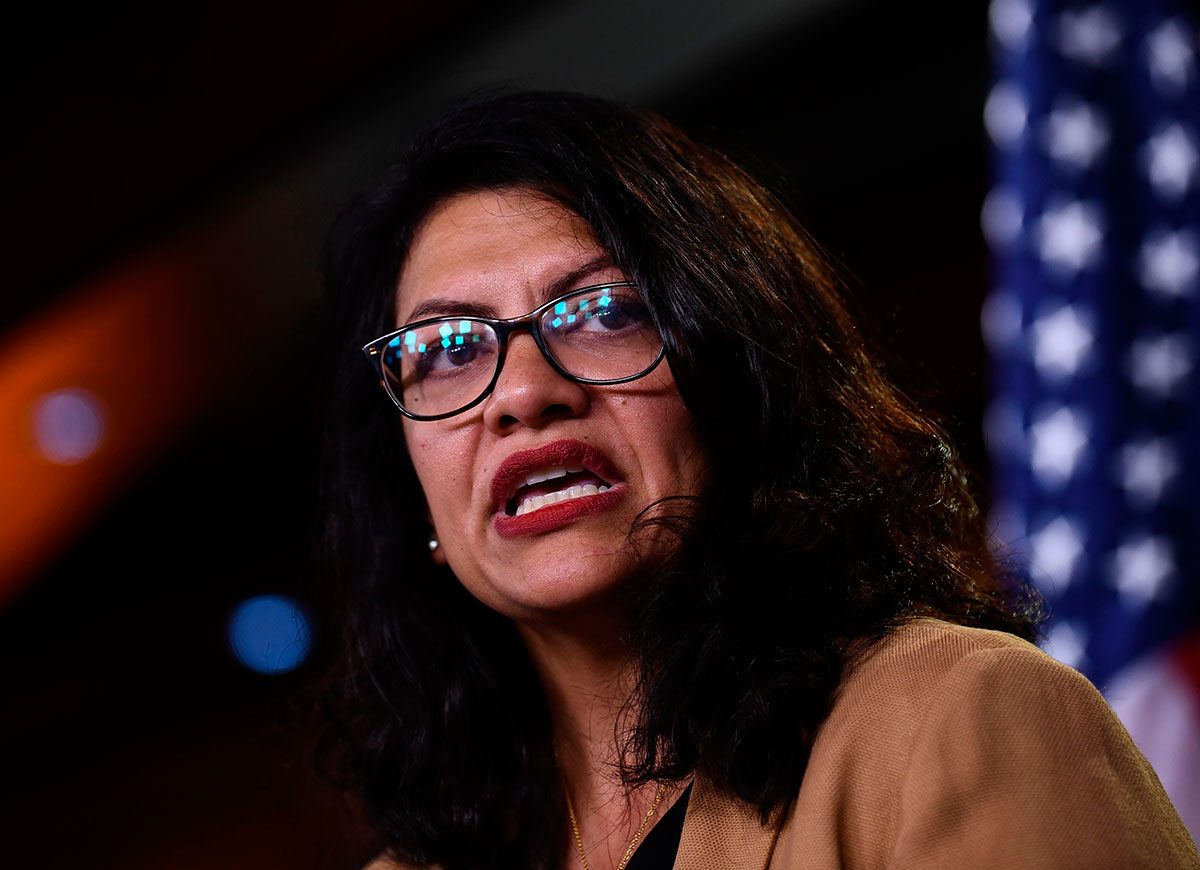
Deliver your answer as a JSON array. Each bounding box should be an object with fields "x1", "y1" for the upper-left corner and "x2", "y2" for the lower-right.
[{"x1": 227, "y1": 594, "x2": 311, "y2": 674}]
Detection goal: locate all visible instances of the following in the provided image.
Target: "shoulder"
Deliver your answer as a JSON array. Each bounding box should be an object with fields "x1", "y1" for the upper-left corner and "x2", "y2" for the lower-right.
[
  {"x1": 822, "y1": 618, "x2": 1100, "y2": 751},
  {"x1": 845, "y1": 617, "x2": 1068, "y2": 692},
  {"x1": 825, "y1": 618, "x2": 1168, "y2": 802},
  {"x1": 795, "y1": 619, "x2": 1106, "y2": 818},
  {"x1": 840, "y1": 618, "x2": 1142, "y2": 797},
  {"x1": 773, "y1": 619, "x2": 1199, "y2": 868}
]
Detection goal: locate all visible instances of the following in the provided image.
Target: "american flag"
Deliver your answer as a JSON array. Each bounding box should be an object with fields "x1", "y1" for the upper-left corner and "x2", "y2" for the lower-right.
[{"x1": 983, "y1": 0, "x2": 1200, "y2": 836}]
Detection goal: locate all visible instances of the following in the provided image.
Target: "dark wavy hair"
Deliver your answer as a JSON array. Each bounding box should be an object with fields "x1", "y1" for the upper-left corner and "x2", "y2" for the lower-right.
[{"x1": 316, "y1": 91, "x2": 1042, "y2": 870}]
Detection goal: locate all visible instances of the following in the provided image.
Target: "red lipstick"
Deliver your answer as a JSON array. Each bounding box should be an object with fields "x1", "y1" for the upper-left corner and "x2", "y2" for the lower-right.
[{"x1": 491, "y1": 439, "x2": 623, "y2": 539}]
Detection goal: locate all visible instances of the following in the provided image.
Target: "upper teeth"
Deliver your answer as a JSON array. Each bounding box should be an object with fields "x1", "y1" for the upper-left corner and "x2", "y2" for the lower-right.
[
  {"x1": 522, "y1": 465, "x2": 582, "y2": 486},
  {"x1": 514, "y1": 483, "x2": 610, "y2": 516}
]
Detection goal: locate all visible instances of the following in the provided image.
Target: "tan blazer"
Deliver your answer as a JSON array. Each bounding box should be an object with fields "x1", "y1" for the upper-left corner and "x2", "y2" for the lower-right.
[
  {"x1": 369, "y1": 620, "x2": 1199, "y2": 869},
  {"x1": 675, "y1": 620, "x2": 1199, "y2": 869}
]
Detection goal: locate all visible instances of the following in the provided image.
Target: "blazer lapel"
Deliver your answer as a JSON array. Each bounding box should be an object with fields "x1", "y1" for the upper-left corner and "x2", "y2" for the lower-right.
[{"x1": 672, "y1": 774, "x2": 783, "y2": 870}]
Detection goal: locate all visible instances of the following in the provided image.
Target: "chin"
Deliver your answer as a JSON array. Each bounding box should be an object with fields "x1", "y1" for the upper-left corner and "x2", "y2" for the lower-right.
[{"x1": 472, "y1": 554, "x2": 637, "y2": 622}]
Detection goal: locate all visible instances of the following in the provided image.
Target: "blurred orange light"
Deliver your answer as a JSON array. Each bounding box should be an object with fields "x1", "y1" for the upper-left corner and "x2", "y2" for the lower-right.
[{"x1": 0, "y1": 235, "x2": 268, "y2": 609}]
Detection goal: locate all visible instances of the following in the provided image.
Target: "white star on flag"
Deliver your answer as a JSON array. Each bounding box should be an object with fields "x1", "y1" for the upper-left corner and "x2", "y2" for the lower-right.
[
  {"x1": 1029, "y1": 515, "x2": 1086, "y2": 590},
  {"x1": 1036, "y1": 200, "x2": 1105, "y2": 273},
  {"x1": 1029, "y1": 405, "x2": 1090, "y2": 486},
  {"x1": 1142, "y1": 123, "x2": 1199, "y2": 200},
  {"x1": 1145, "y1": 18, "x2": 1194, "y2": 94},
  {"x1": 1118, "y1": 437, "x2": 1180, "y2": 507},
  {"x1": 986, "y1": 81, "x2": 1029, "y2": 149},
  {"x1": 990, "y1": 0, "x2": 1034, "y2": 51},
  {"x1": 1056, "y1": 6, "x2": 1123, "y2": 66},
  {"x1": 1128, "y1": 334, "x2": 1193, "y2": 399},
  {"x1": 1043, "y1": 620, "x2": 1088, "y2": 669},
  {"x1": 1030, "y1": 303, "x2": 1094, "y2": 379},
  {"x1": 1043, "y1": 99, "x2": 1110, "y2": 170},
  {"x1": 1111, "y1": 535, "x2": 1174, "y2": 605},
  {"x1": 1139, "y1": 229, "x2": 1199, "y2": 299}
]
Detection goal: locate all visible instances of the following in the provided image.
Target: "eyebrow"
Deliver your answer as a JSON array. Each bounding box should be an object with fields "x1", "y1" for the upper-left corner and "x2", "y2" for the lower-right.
[{"x1": 400, "y1": 255, "x2": 618, "y2": 324}]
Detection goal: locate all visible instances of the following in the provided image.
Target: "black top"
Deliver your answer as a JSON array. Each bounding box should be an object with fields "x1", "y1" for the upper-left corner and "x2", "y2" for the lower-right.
[{"x1": 624, "y1": 782, "x2": 693, "y2": 870}]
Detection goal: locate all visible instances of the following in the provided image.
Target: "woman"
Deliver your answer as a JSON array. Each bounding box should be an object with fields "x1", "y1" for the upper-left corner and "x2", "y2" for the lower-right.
[{"x1": 318, "y1": 91, "x2": 1197, "y2": 869}]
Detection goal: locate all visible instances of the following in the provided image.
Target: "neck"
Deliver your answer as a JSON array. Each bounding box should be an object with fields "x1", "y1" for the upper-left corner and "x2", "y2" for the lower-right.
[
  {"x1": 517, "y1": 607, "x2": 634, "y2": 780},
  {"x1": 517, "y1": 608, "x2": 674, "y2": 870}
]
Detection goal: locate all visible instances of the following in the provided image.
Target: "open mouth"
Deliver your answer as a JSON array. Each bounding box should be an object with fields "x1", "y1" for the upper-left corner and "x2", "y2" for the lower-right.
[
  {"x1": 505, "y1": 465, "x2": 613, "y2": 517},
  {"x1": 490, "y1": 439, "x2": 624, "y2": 537}
]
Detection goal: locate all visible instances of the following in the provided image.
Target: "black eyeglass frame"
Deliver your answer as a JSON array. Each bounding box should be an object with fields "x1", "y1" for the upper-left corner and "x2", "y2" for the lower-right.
[{"x1": 361, "y1": 281, "x2": 666, "y2": 421}]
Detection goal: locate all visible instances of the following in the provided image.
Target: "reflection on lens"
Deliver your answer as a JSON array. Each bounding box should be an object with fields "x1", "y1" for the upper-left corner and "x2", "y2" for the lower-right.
[
  {"x1": 384, "y1": 320, "x2": 499, "y2": 417},
  {"x1": 542, "y1": 285, "x2": 661, "y2": 382}
]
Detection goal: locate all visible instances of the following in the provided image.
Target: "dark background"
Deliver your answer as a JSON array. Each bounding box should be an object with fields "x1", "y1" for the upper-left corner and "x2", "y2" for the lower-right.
[{"x1": 0, "y1": 2, "x2": 995, "y2": 867}]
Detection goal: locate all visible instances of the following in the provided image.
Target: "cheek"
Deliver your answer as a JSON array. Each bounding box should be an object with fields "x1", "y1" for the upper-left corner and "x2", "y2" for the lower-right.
[
  {"x1": 629, "y1": 366, "x2": 703, "y2": 456},
  {"x1": 402, "y1": 424, "x2": 450, "y2": 481},
  {"x1": 401, "y1": 427, "x2": 445, "y2": 514},
  {"x1": 403, "y1": 425, "x2": 475, "y2": 526},
  {"x1": 631, "y1": 394, "x2": 708, "y2": 489}
]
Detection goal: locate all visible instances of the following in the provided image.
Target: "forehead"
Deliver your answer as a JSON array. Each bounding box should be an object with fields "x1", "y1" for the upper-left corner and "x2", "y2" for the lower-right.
[{"x1": 395, "y1": 189, "x2": 607, "y2": 321}]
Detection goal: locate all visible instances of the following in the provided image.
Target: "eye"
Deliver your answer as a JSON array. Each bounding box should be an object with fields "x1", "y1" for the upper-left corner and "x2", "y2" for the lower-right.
[
  {"x1": 550, "y1": 287, "x2": 653, "y2": 337},
  {"x1": 589, "y1": 300, "x2": 643, "y2": 330},
  {"x1": 393, "y1": 320, "x2": 498, "y2": 380},
  {"x1": 425, "y1": 341, "x2": 481, "y2": 371}
]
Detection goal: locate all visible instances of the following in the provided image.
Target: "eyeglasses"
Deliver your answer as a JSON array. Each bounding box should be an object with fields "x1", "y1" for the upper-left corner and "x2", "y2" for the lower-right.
[{"x1": 362, "y1": 281, "x2": 665, "y2": 420}]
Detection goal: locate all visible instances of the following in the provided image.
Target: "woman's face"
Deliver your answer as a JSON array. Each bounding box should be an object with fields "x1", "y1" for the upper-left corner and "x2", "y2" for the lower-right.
[{"x1": 395, "y1": 188, "x2": 707, "y2": 622}]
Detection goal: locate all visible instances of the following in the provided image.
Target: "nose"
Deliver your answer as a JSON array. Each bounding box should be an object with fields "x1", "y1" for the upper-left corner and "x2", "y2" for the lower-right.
[{"x1": 482, "y1": 331, "x2": 589, "y2": 433}]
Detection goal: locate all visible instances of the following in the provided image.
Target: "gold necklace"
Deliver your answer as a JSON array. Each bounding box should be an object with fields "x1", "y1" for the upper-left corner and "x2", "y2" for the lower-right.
[{"x1": 563, "y1": 781, "x2": 667, "y2": 870}]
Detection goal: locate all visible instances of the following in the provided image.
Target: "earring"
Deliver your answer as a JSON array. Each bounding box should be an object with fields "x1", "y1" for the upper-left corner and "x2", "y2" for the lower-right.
[{"x1": 428, "y1": 534, "x2": 439, "y2": 552}]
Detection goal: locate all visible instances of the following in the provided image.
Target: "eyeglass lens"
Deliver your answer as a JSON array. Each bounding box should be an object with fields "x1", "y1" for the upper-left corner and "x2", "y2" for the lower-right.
[{"x1": 379, "y1": 284, "x2": 661, "y2": 418}]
